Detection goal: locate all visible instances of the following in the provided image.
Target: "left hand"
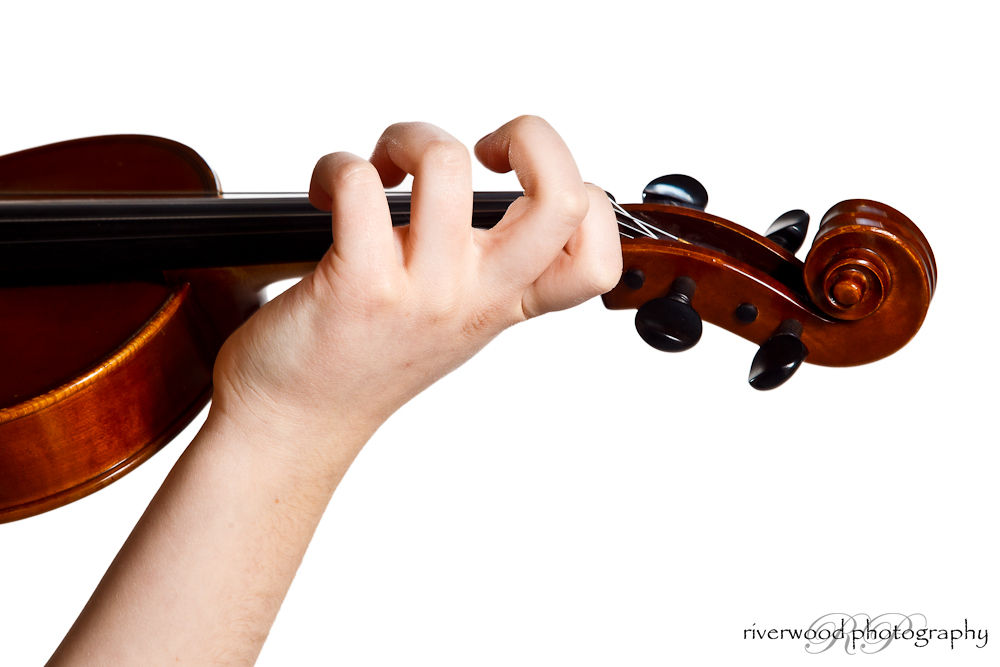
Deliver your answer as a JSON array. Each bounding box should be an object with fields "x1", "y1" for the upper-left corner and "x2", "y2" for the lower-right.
[{"x1": 210, "y1": 115, "x2": 622, "y2": 462}]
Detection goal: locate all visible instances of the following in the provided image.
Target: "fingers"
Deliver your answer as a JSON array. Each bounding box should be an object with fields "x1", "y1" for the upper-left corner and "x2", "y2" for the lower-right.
[
  {"x1": 309, "y1": 152, "x2": 397, "y2": 270},
  {"x1": 519, "y1": 184, "x2": 623, "y2": 317},
  {"x1": 370, "y1": 123, "x2": 473, "y2": 273},
  {"x1": 307, "y1": 117, "x2": 620, "y2": 325},
  {"x1": 474, "y1": 115, "x2": 591, "y2": 281}
]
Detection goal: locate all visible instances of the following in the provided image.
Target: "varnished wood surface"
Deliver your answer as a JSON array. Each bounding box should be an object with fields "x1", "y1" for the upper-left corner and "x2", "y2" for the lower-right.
[
  {"x1": 0, "y1": 136, "x2": 245, "y2": 521},
  {"x1": 0, "y1": 285, "x2": 215, "y2": 521},
  {"x1": 0, "y1": 134, "x2": 219, "y2": 198},
  {"x1": 0, "y1": 134, "x2": 937, "y2": 521},
  {"x1": 603, "y1": 200, "x2": 935, "y2": 366}
]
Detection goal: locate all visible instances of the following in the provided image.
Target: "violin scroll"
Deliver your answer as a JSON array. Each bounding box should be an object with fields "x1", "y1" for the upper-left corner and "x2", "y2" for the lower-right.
[
  {"x1": 803, "y1": 199, "x2": 936, "y2": 322},
  {"x1": 604, "y1": 176, "x2": 936, "y2": 388}
]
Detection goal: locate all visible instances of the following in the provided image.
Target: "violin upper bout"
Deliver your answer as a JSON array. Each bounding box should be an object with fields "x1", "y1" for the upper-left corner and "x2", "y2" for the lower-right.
[
  {"x1": 0, "y1": 134, "x2": 220, "y2": 198},
  {"x1": 0, "y1": 134, "x2": 228, "y2": 522}
]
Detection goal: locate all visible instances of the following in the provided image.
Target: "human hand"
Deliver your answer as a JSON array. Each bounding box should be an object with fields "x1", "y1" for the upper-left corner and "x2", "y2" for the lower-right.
[
  {"x1": 211, "y1": 116, "x2": 621, "y2": 464},
  {"x1": 49, "y1": 116, "x2": 621, "y2": 664}
]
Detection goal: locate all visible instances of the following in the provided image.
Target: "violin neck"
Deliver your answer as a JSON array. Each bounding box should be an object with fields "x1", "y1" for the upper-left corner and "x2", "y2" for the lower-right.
[{"x1": 0, "y1": 193, "x2": 520, "y2": 284}]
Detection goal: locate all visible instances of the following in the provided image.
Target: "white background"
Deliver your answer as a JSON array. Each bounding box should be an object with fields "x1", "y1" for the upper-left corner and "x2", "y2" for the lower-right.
[{"x1": 2, "y1": 1, "x2": 997, "y2": 665}]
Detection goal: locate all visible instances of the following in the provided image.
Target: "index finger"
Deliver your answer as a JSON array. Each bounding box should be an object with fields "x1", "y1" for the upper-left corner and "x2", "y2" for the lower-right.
[{"x1": 308, "y1": 152, "x2": 398, "y2": 271}]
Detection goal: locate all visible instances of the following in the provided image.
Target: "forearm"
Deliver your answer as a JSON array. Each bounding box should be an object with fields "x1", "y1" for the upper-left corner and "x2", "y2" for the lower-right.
[{"x1": 49, "y1": 408, "x2": 366, "y2": 666}]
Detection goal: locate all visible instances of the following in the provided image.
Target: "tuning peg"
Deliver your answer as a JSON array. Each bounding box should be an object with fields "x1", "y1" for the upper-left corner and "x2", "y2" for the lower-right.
[
  {"x1": 635, "y1": 276, "x2": 702, "y2": 352},
  {"x1": 642, "y1": 175, "x2": 709, "y2": 210},
  {"x1": 748, "y1": 320, "x2": 809, "y2": 390},
  {"x1": 765, "y1": 209, "x2": 809, "y2": 254}
]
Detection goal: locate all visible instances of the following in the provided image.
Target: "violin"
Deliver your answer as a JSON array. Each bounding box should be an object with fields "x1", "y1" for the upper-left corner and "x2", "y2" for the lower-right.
[{"x1": 0, "y1": 135, "x2": 936, "y2": 522}]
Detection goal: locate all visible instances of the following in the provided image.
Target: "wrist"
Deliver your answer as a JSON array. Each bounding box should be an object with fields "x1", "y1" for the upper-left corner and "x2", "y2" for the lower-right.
[{"x1": 201, "y1": 389, "x2": 375, "y2": 494}]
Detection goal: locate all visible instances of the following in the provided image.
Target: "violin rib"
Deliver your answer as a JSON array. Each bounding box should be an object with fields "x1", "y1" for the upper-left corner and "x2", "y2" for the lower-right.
[
  {"x1": 0, "y1": 136, "x2": 243, "y2": 522},
  {"x1": 0, "y1": 285, "x2": 215, "y2": 521}
]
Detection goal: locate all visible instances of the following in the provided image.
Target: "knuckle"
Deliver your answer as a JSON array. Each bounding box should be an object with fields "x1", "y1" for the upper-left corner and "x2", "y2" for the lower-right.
[
  {"x1": 546, "y1": 186, "x2": 590, "y2": 223},
  {"x1": 584, "y1": 183, "x2": 612, "y2": 209},
  {"x1": 329, "y1": 158, "x2": 378, "y2": 191},
  {"x1": 312, "y1": 263, "x2": 401, "y2": 312},
  {"x1": 585, "y1": 183, "x2": 617, "y2": 227},
  {"x1": 421, "y1": 138, "x2": 471, "y2": 172},
  {"x1": 382, "y1": 121, "x2": 420, "y2": 138},
  {"x1": 583, "y1": 184, "x2": 622, "y2": 293},
  {"x1": 580, "y1": 235, "x2": 622, "y2": 294},
  {"x1": 589, "y1": 256, "x2": 624, "y2": 294},
  {"x1": 365, "y1": 273, "x2": 404, "y2": 308},
  {"x1": 589, "y1": 241, "x2": 625, "y2": 294},
  {"x1": 506, "y1": 116, "x2": 552, "y2": 155},
  {"x1": 509, "y1": 114, "x2": 551, "y2": 134}
]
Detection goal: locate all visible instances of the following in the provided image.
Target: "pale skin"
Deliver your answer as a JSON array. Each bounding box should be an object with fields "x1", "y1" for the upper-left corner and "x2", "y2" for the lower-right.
[{"x1": 48, "y1": 116, "x2": 622, "y2": 665}]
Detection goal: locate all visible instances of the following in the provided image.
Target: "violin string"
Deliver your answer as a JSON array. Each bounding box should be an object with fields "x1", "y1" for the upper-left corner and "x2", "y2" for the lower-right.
[
  {"x1": 0, "y1": 191, "x2": 308, "y2": 196},
  {"x1": 610, "y1": 199, "x2": 678, "y2": 241},
  {"x1": 2, "y1": 190, "x2": 680, "y2": 242}
]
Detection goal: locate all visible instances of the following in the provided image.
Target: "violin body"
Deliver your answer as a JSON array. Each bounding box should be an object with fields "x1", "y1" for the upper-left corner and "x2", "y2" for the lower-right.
[
  {"x1": 0, "y1": 136, "x2": 937, "y2": 522},
  {"x1": 0, "y1": 136, "x2": 281, "y2": 522}
]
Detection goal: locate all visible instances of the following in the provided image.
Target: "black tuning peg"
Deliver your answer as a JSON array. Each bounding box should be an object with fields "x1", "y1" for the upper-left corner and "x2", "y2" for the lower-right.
[
  {"x1": 748, "y1": 320, "x2": 809, "y2": 390},
  {"x1": 635, "y1": 276, "x2": 702, "y2": 352},
  {"x1": 764, "y1": 209, "x2": 809, "y2": 254},
  {"x1": 642, "y1": 175, "x2": 709, "y2": 210}
]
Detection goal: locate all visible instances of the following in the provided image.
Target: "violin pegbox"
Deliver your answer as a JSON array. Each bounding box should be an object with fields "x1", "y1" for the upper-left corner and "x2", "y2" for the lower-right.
[
  {"x1": 626, "y1": 176, "x2": 709, "y2": 353},
  {"x1": 604, "y1": 177, "x2": 936, "y2": 390}
]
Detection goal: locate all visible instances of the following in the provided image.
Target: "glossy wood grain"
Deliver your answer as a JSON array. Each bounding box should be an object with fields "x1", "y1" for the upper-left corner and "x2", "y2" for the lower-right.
[
  {"x1": 0, "y1": 136, "x2": 242, "y2": 521},
  {"x1": 0, "y1": 135, "x2": 937, "y2": 521},
  {"x1": 603, "y1": 201, "x2": 935, "y2": 366}
]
